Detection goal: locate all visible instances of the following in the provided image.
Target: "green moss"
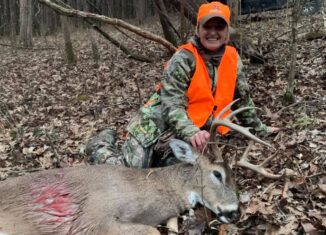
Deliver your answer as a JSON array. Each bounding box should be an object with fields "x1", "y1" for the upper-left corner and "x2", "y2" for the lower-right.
[
  {"x1": 282, "y1": 90, "x2": 296, "y2": 105},
  {"x1": 10, "y1": 130, "x2": 17, "y2": 139},
  {"x1": 304, "y1": 32, "x2": 326, "y2": 41},
  {"x1": 294, "y1": 115, "x2": 314, "y2": 128},
  {"x1": 77, "y1": 94, "x2": 89, "y2": 102}
]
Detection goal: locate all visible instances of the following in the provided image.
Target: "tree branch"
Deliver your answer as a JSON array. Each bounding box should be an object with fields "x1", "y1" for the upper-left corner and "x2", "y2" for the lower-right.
[
  {"x1": 38, "y1": 0, "x2": 176, "y2": 53},
  {"x1": 88, "y1": 22, "x2": 152, "y2": 62},
  {"x1": 54, "y1": 0, "x2": 152, "y2": 62}
]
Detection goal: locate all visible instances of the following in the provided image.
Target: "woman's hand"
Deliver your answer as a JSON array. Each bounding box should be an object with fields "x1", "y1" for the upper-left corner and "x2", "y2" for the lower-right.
[
  {"x1": 190, "y1": 130, "x2": 210, "y2": 151},
  {"x1": 266, "y1": 126, "x2": 280, "y2": 134}
]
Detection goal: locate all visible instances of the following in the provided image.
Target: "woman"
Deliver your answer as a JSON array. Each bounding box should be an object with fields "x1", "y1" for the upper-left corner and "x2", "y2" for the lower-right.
[{"x1": 86, "y1": 1, "x2": 279, "y2": 168}]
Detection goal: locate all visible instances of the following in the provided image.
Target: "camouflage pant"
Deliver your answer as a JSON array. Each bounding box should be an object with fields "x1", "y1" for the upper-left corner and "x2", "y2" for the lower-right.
[{"x1": 85, "y1": 129, "x2": 179, "y2": 168}]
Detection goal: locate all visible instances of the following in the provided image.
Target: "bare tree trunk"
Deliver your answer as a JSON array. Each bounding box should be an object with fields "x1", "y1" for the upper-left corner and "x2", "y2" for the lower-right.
[
  {"x1": 61, "y1": 15, "x2": 76, "y2": 65},
  {"x1": 153, "y1": 0, "x2": 179, "y2": 46},
  {"x1": 85, "y1": 2, "x2": 100, "y2": 67},
  {"x1": 228, "y1": 0, "x2": 239, "y2": 27},
  {"x1": 180, "y1": 0, "x2": 186, "y2": 43},
  {"x1": 2, "y1": 0, "x2": 10, "y2": 36},
  {"x1": 26, "y1": 0, "x2": 33, "y2": 43},
  {"x1": 121, "y1": 0, "x2": 126, "y2": 19},
  {"x1": 134, "y1": 0, "x2": 146, "y2": 24},
  {"x1": 168, "y1": 0, "x2": 197, "y2": 25},
  {"x1": 19, "y1": 0, "x2": 33, "y2": 47},
  {"x1": 9, "y1": 0, "x2": 17, "y2": 46},
  {"x1": 283, "y1": 0, "x2": 304, "y2": 104}
]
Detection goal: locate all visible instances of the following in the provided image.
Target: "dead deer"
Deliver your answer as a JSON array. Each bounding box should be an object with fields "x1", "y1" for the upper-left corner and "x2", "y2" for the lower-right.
[{"x1": 0, "y1": 100, "x2": 280, "y2": 235}]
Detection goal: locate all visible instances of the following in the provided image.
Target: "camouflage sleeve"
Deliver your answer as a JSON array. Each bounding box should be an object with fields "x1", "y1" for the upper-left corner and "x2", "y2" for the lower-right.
[
  {"x1": 160, "y1": 49, "x2": 200, "y2": 141},
  {"x1": 233, "y1": 56, "x2": 268, "y2": 136}
]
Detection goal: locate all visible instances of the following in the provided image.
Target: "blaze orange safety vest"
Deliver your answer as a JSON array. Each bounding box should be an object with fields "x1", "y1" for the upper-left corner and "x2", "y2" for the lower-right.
[{"x1": 180, "y1": 43, "x2": 238, "y2": 135}]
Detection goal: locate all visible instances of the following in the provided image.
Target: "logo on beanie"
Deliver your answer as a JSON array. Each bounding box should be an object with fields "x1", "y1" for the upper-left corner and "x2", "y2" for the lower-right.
[{"x1": 210, "y1": 4, "x2": 221, "y2": 13}]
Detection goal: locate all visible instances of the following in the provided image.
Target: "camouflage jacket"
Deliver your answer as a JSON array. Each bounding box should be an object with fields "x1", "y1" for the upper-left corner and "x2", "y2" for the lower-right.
[{"x1": 127, "y1": 36, "x2": 268, "y2": 148}]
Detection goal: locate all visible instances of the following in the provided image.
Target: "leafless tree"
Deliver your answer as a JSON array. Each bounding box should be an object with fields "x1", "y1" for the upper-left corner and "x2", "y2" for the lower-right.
[
  {"x1": 9, "y1": 0, "x2": 18, "y2": 46},
  {"x1": 153, "y1": 0, "x2": 179, "y2": 46},
  {"x1": 85, "y1": 2, "x2": 100, "y2": 67},
  {"x1": 134, "y1": 0, "x2": 146, "y2": 24},
  {"x1": 61, "y1": 15, "x2": 76, "y2": 64},
  {"x1": 283, "y1": 0, "x2": 307, "y2": 104},
  {"x1": 19, "y1": 0, "x2": 33, "y2": 47},
  {"x1": 228, "y1": 0, "x2": 239, "y2": 26}
]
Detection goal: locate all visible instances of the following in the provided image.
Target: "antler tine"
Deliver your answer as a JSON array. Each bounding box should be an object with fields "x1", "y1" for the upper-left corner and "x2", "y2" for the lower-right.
[
  {"x1": 208, "y1": 100, "x2": 292, "y2": 179},
  {"x1": 215, "y1": 98, "x2": 241, "y2": 120},
  {"x1": 208, "y1": 130, "x2": 223, "y2": 162},
  {"x1": 207, "y1": 100, "x2": 240, "y2": 161},
  {"x1": 223, "y1": 107, "x2": 255, "y2": 121},
  {"x1": 238, "y1": 141, "x2": 283, "y2": 179},
  {"x1": 208, "y1": 99, "x2": 274, "y2": 163},
  {"x1": 211, "y1": 119, "x2": 274, "y2": 149},
  {"x1": 209, "y1": 98, "x2": 242, "y2": 140}
]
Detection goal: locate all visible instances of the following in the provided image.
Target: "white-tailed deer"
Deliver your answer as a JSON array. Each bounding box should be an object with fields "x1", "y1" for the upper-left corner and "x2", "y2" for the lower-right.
[{"x1": 0, "y1": 100, "x2": 280, "y2": 235}]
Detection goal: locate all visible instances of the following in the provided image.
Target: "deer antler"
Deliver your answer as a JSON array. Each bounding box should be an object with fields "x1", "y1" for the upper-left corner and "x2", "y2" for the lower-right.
[
  {"x1": 237, "y1": 141, "x2": 284, "y2": 179},
  {"x1": 208, "y1": 99, "x2": 295, "y2": 178},
  {"x1": 210, "y1": 99, "x2": 274, "y2": 149},
  {"x1": 208, "y1": 99, "x2": 272, "y2": 163}
]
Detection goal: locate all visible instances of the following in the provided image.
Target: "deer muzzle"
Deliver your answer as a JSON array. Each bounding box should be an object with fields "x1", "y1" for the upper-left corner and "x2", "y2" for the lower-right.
[{"x1": 216, "y1": 207, "x2": 241, "y2": 223}]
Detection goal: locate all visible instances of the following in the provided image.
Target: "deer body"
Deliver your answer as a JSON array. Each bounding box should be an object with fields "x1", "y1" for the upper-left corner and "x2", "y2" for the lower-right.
[
  {"x1": 0, "y1": 159, "x2": 238, "y2": 235},
  {"x1": 0, "y1": 102, "x2": 276, "y2": 235}
]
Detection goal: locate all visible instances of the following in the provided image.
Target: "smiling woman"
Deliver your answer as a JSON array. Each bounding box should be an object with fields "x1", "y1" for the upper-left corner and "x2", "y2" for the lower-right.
[
  {"x1": 86, "y1": 1, "x2": 279, "y2": 169},
  {"x1": 196, "y1": 17, "x2": 229, "y2": 52}
]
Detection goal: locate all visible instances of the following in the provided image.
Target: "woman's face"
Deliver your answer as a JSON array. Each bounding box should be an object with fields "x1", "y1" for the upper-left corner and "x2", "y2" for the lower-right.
[{"x1": 197, "y1": 17, "x2": 229, "y2": 51}]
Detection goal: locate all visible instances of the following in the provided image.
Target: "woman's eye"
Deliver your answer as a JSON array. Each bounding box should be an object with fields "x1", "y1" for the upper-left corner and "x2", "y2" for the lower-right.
[{"x1": 213, "y1": 171, "x2": 222, "y2": 181}]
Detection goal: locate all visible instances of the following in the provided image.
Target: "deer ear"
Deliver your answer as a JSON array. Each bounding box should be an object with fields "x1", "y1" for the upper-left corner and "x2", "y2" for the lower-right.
[{"x1": 169, "y1": 139, "x2": 198, "y2": 164}]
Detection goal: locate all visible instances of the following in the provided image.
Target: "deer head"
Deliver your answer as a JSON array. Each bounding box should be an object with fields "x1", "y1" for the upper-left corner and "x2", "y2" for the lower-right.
[
  {"x1": 169, "y1": 140, "x2": 240, "y2": 224},
  {"x1": 169, "y1": 99, "x2": 281, "y2": 224}
]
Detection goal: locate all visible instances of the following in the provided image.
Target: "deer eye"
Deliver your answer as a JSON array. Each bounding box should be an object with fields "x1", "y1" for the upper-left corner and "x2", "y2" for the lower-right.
[{"x1": 213, "y1": 171, "x2": 222, "y2": 181}]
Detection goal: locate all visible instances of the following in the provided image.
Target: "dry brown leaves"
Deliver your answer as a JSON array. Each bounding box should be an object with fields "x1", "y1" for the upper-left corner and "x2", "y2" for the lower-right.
[{"x1": 0, "y1": 9, "x2": 325, "y2": 235}]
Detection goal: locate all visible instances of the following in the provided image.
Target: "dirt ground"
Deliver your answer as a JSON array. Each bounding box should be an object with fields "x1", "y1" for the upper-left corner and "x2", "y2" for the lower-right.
[{"x1": 0, "y1": 9, "x2": 325, "y2": 234}]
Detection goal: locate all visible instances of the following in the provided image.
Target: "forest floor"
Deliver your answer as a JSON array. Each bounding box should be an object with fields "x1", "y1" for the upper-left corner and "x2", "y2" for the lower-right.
[{"x1": 0, "y1": 9, "x2": 325, "y2": 235}]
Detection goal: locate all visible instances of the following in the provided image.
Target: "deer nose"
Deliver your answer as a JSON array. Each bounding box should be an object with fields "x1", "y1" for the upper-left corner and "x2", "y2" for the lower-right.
[
  {"x1": 224, "y1": 208, "x2": 241, "y2": 222},
  {"x1": 218, "y1": 208, "x2": 241, "y2": 223}
]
